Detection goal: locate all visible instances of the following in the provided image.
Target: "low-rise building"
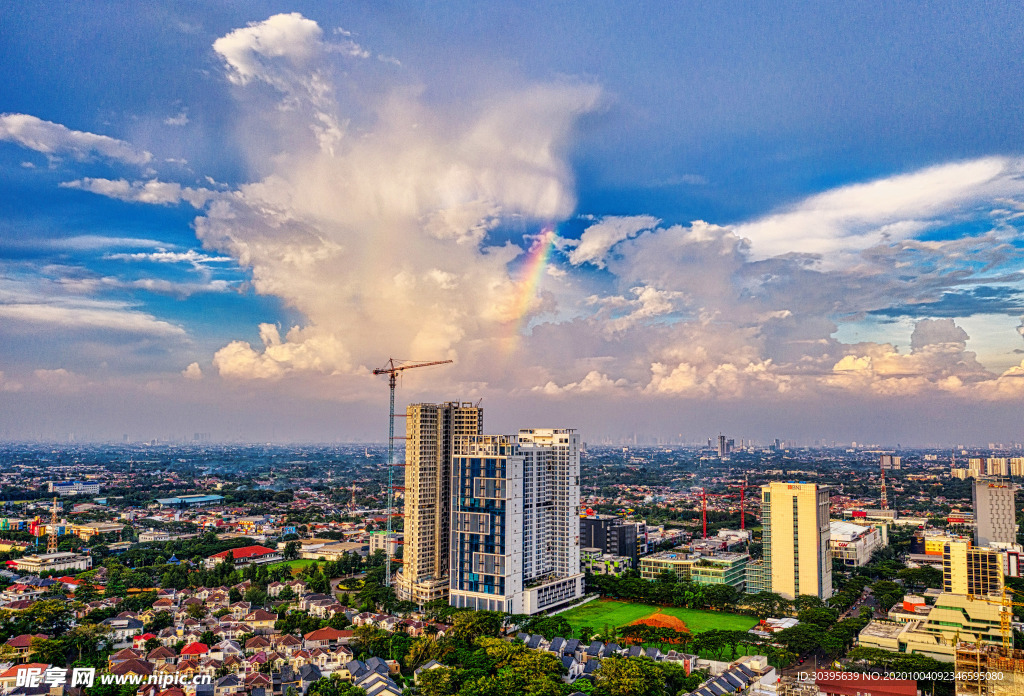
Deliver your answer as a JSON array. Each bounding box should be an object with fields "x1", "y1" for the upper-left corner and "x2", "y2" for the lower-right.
[
  {"x1": 368, "y1": 531, "x2": 400, "y2": 558},
  {"x1": 857, "y1": 592, "x2": 1005, "y2": 662},
  {"x1": 70, "y1": 521, "x2": 123, "y2": 540},
  {"x1": 301, "y1": 542, "x2": 368, "y2": 561},
  {"x1": 12, "y1": 551, "x2": 92, "y2": 574},
  {"x1": 829, "y1": 520, "x2": 886, "y2": 567},
  {"x1": 48, "y1": 481, "x2": 101, "y2": 496},
  {"x1": 204, "y1": 545, "x2": 281, "y2": 569},
  {"x1": 580, "y1": 548, "x2": 631, "y2": 575},
  {"x1": 639, "y1": 550, "x2": 748, "y2": 590}
]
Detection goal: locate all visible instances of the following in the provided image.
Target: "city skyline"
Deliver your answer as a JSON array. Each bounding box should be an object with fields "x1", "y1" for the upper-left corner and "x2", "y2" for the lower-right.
[{"x1": 3, "y1": 4, "x2": 1024, "y2": 443}]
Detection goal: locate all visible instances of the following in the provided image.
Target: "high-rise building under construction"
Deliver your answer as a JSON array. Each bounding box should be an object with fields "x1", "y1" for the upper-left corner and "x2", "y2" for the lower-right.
[{"x1": 394, "y1": 401, "x2": 482, "y2": 606}]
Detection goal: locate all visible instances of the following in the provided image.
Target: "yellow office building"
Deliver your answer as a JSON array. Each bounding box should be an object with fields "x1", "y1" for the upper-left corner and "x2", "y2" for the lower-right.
[
  {"x1": 760, "y1": 482, "x2": 832, "y2": 600},
  {"x1": 943, "y1": 540, "x2": 1004, "y2": 596}
]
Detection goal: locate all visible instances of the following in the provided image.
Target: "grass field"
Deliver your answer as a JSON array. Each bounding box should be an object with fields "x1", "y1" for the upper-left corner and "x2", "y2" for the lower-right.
[
  {"x1": 558, "y1": 600, "x2": 756, "y2": 635},
  {"x1": 268, "y1": 559, "x2": 318, "y2": 573}
]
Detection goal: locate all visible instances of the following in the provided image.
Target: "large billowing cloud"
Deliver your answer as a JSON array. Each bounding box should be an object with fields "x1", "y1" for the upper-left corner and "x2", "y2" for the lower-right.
[{"x1": 197, "y1": 13, "x2": 601, "y2": 382}]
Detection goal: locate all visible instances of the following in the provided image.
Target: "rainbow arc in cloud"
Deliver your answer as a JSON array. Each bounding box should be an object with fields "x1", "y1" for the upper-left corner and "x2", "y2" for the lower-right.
[{"x1": 501, "y1": 226, "x2": 556, "y2": 354}]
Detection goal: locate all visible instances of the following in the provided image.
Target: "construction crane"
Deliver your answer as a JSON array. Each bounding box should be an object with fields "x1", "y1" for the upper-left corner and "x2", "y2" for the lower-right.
[
  {"x1": 373, "y1": 358, "x2": 453, "y2": 586},
  {"x1": 696, "y1": 488, "x2": 734, "y2": 540},
  {"x1": 968, "y1": 588, "x2": 1024, "y2": 656},
  {"x1": 47, "y1": 497, "x2": 59, "y2": 554},
  {"x1": 728, "y1": 475, "x2": 752, "y2": 530}
]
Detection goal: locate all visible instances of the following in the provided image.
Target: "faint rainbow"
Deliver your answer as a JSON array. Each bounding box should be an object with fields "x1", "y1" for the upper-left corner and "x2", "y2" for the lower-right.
[{"x1": 502, "y1": 226, "x2": 556, "y2": 353}]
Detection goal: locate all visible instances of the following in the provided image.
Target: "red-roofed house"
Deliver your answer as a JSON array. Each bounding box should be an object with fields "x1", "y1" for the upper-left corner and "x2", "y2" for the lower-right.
[
  {"x1": 3, "y1": 634, "x2": 49, "y2": 663},
  {"x1": 0, "y1": 664, "x2": 54, "y2": 692},
  {"x1": 204, "y1": 546, "x2": 281, "y2": 569},
  {"x1": 179, "y1": 642, "x2": 209, "y2": 658},
  {"x1": 133, "y1": 633, "x2": 158, "y2": 649},
  {"x1": 302, "y1": 627, "x2": 347, "y2": 649}
]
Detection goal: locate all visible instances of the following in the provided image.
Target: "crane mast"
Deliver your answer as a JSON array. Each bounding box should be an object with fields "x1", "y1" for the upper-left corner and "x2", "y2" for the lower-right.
[{"x1": 372, "y1": 358, "x2": 453, "y2": 586}]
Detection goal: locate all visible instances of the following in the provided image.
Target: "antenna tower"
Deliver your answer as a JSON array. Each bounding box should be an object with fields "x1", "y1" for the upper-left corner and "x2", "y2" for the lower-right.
[{"x1": 47, "y1": 497, "x2": 59, "y2": 554}]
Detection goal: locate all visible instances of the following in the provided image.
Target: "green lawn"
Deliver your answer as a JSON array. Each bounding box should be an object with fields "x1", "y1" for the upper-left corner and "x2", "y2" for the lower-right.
[
  {"x1": 268, "y1": 559, "x2": 318, "y2": 573},
  {"x1": 558, "y1": 599, "x2": 756, "y2": 634}
]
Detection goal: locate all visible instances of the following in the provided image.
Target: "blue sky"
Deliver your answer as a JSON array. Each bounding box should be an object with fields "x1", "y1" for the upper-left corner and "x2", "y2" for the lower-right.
[{"x1": 2, "y1": 2, "x2": 1024, "y2": 444}]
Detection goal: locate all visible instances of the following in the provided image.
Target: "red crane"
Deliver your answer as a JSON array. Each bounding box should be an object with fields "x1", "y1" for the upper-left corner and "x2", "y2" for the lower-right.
[
  {"x1": 697, "y1": 488, "x2": 734, "y2": 539},
  {"x1": 727, "y1": 476, "x2": 752, "y2": 530},
  {"x1": 373, "y1": 358, "x2": 453, "y2": 585}
]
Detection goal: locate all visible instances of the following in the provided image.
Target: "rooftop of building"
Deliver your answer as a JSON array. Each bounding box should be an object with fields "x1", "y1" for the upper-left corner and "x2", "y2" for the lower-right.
[
  {"x1": 829, "y1": 520, "x2": 876, "y2": 541},
  {"x1": 644, "y1": 550, "x2": 748, "y2": 563},
  {"x1": 859, "y1": 621, "x2": 907, "y2": 640}
]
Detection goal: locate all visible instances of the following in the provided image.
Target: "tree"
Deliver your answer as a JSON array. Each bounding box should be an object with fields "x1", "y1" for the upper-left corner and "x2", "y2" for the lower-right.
[
  {"x1": 774, "y1": 623, "x2": 828, "y2": 656},
  {"x1": 146, "y1": 611, "x2": 173, "y2": 632},
  {"x1": 704, "y1": 583, "x2": 740, "y2": 611},
  {"x1": 743, "y1": 591, "x2": 791, "y2": 619},
  {"x1": 793, "y1": 595, "x2": 827, "y2": 612},
  {"x1": 594, "y1": 656, "x2": 666, "y2": 696},
  {"x1": 74, "y1": 581, "x2": 100, "y2": 604},
  {"x1": 186, "y1": 603, "x2": 208, "y2": 619},
  {"x1": 417, "y1": 667, "x2": 462, "y2": 696},
  {"x1": 797, "y1": 606, "x2": 838, "y2": 629},
  {"x1": 449, "y1": 610, "x2": 503, "y2": 642},
  {"x1": 306, "y1": 675, "x2": 365, "y2": 696},
  {"x1": 30, "y1": 637, "x2": 67, "y2": 666},
  {"x1": 244, "y1": 586, "x2": 268, "y2": 606},
  {"x1": 309, "y1": 572, "x2": 330, "y2": 595},
  {"x1": 283, "y1": 541, "x2": 301, "y2": 561}
]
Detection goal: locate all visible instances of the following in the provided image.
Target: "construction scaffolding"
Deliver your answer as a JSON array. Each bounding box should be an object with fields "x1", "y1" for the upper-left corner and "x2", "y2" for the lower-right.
[{"x1": 955, "y1": 644, "x2": 1024, "y2": 696}]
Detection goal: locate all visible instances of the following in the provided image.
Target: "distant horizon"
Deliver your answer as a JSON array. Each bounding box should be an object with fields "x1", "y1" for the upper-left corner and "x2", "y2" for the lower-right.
[{"x1": 1, "y1": 437, "x2": 1020, "y2": 451}]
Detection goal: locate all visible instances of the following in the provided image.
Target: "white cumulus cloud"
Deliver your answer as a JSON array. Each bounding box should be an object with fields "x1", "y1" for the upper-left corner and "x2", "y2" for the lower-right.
[{"x1": 0, "y1": 113, "x2": 152, "y2": 165}]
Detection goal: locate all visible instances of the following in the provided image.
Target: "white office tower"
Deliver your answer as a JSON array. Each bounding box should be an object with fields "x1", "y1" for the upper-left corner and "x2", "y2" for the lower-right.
[
  {"x1": 449, "y1": 429, "x2": 584, "y2": 615},
  {"x1": 973, "y1": 479, "x2": 1018, "y2": 547},
  {"x1": 395, "y1": 402, "x2": 482, "y2": 606}
]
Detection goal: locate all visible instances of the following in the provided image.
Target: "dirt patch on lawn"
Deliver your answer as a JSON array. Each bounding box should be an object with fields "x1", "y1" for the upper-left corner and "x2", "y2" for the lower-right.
[{"x1": 627, "y1": 610, "x2": 690, "y2": 633}]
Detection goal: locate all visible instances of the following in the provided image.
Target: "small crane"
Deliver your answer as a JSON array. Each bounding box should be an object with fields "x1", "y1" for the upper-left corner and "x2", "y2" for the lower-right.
[
  {"x1": 373, "y1": 358, "x2": 453, "y2": 586},
  {"x1": 728, "y1": 475, "x2": 752, "y2": 530},
  {"x1": 696, "y1": 488, "x2": 733, "y2": 539}
]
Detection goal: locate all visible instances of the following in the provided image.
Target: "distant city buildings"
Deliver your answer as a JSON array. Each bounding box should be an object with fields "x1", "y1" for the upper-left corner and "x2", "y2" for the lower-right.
[
  {"x1": 879, "y1": 454, "x2": 901, "y2": 470},
  {"x1": 47, "y1": 481, "x2": 100, "y2": 496},
  {"x1": 155, "y1": 494, "x2": 225, "y2": 508},
  {"x1": 973, "y1": 479, "x2": 1018, "y2": 547},
  {"x1": 716, "y1": 435, "x2": 735, "y2": 457},
  {"x1": 449, "y1": 429, "x2": 584, "y2": 615},
  {"x1": 395, "y1": 401, "x2": 482, "y2": 606},
  {"x1": 758, "y1": 481, "x2": 832, "y2": 600}
]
